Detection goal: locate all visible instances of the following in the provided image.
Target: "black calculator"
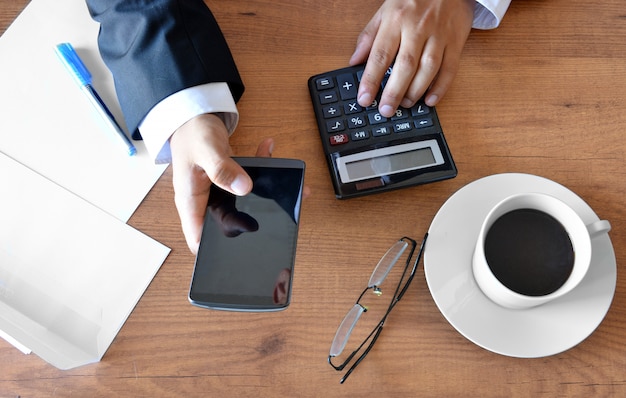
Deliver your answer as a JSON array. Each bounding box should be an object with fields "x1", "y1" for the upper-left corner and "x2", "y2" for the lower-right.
[{"x1": 308, "y1": 65, "x2": 457, "y2": 199}]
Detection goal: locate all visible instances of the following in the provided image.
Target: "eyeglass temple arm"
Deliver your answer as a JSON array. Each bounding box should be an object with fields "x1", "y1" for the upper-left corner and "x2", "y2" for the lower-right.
[
  {"x1": 339, "y1": 322, "x2": 386, "y2": 384},
  {"x1": 395, "y1": 232, "x2": 428, "y2": 303}
]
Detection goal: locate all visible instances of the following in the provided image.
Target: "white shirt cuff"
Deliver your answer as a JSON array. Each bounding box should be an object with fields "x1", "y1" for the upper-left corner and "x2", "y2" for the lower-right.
[
  {"x1": 473, "y1": 0, "x2": 512, "y2": 30},
  {"x1": 138, "y1": 82, "x2": 239, "y2": 164}
]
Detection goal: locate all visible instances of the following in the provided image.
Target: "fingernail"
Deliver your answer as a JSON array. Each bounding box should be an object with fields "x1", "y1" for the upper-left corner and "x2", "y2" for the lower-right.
[
  {"x1": 349, "y1": 50, "x2": 358, "y2": 64},
  {"x1": 380, "y1": 104, "x2": 394, "y2": 117},
  {"x1": 400, "y1": 98, "x2": 413, "y2": 108},
  {"x1": 358, "y1": 93, "x2": 372, "y2": 107},
  {"x1": 350, "y1": 43, "x2": 362, "y2": 64},
  {"x1": 230, "y1": 175, "x2": 250, "y2": 196},
  {"x1": 425, "y1": 94, "x2": 439, "y2": 106}
]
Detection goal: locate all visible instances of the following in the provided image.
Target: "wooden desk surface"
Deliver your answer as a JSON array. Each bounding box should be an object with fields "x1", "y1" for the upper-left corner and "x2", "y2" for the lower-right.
[{"x1": 2, "y1": 1, "x2": 625, "y2": 396}]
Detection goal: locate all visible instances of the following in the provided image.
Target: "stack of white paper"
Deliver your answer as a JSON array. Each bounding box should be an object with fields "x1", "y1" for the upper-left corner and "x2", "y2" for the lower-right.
[
  {"x1": 0, "y1": 152, "x2": 170, "y2": 369},
  {"x1": 0, "y1": 0, "x2": 171, "y2": 369}
]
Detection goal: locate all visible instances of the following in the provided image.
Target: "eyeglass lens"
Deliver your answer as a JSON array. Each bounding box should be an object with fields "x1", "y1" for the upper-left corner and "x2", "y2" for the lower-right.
[
  {"x1": 329, "y1": 304, "x2": 366, "y2": 357},
  {"x1": 368, "y1": 240, "x2": 409, "y2": 287}
]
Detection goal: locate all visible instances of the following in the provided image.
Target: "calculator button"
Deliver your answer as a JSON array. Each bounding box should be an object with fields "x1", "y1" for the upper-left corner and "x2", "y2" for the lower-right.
[
  {"x1": 391, "y1": 107, "x2": 410, "y2": 120},
  {"x1": 366, "y1": 98, "x2": 380, "y2": 110},
  {"x1": 316, "y1": 77, "x2": 334, "y2": 90},
  {"x1": 351, "y1": 130, "x2": 370, "y2": 141},
  {"x1": 356, "y1": 70, "x2": 365, "y2": 82},
  {"x1": 372, "y1": 126, "x2": 391, "y2": 137},
  {"x1": 411, "y1": 104, "x2": 431, "y2": 116},
  {"x1": 326, "y1": 119, "x2": 345, "y2": 132},
  {"x1": 347, "y1": 115, "x2": 367, "y2": 129},
  {"x1": 336, "y1": 73, "x2": 358, "y2": 100},
  {"x1": 329, "y1": 133, "x2": 349, "y2": 145},
  {"x1": 415, "y1": 118, "x2": 433, "y2": 129},
  {"x1": 394, "y1": 121, "x2": 413, "y2": 133},
  {"x1": 344, "y1": 101, "x2": 362, "y2": 115},
  {"x1": 319, "y1": 91, "x2": 338, "y2": 104},
  {"x1": 381, "y1": 66, "x2": 393, "y2": 88},
  {"x1": 368, "y1": 112, "x2": 387, "y2": 125},
  {"x1": 323, "y1": 105, "x2": 342, "y2": 119}
]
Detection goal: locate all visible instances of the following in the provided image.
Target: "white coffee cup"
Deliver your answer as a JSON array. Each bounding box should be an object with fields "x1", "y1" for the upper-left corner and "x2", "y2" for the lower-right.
[{"x1": 472, "y1": 192, "x2": 611, "y2": 309}]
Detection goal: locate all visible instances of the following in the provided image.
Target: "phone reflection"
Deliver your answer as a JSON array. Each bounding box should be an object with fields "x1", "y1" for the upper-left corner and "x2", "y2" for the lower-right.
[
  {"x1": 206, "y1": 166, "x2": 302, "y2": 238},
  {"x1": 206, "y1": 186, "x2": 259, "y2": 237},
  {"x1": 273, "y1": 268, "x2": 291, "y2": 305}
]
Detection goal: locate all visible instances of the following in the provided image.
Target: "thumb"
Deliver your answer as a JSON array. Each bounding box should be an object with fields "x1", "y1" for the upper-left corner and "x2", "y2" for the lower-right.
[{"x1": 203, "y1": 155, "x2": 253, "y2": 197}]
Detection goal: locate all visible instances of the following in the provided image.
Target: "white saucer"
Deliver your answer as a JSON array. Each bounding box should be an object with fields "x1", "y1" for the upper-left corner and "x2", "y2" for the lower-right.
[{"x1": 424, "y1": 173, "x2": 616, "y2": 358}]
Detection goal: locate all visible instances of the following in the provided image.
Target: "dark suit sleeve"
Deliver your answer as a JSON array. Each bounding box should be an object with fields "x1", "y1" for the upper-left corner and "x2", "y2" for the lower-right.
[{"x1": 86, "y1": 0, "x2": 244, "y2": 139}]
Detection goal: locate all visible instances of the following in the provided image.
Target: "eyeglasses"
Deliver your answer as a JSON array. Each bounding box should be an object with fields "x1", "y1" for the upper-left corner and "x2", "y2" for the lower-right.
[{"x1": 328, "y1": 233, "x2": 428, "y2": 384}]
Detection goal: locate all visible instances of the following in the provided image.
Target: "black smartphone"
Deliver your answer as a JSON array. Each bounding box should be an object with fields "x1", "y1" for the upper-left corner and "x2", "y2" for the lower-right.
[{"x1": 189, "y1": 157, "x2": 305, "y2": 311}]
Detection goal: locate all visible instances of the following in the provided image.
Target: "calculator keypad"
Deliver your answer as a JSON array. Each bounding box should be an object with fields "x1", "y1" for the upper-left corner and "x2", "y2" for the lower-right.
[{"x1": 313, "y1": 70, "x2": 435, "y2": 149}]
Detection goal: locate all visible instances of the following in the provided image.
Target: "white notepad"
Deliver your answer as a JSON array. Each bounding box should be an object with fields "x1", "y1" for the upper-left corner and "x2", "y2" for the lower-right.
[{"x1": 0, "y1": 0, "x2": 167, "y2": 222}]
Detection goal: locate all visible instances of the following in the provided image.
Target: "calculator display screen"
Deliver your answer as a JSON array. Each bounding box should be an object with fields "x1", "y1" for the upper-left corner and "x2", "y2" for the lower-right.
[
  {"x1": 345, "y1": 147, "x2": 436, "y2": 181},
  {"x1": 336, "y1": 139, "x2": 445, "y2": 184}
]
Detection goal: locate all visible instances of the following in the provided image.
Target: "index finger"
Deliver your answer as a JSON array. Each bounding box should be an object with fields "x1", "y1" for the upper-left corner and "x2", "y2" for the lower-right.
[{"x1": 357, "y1": 32, "x2": 400, "y2": 109}]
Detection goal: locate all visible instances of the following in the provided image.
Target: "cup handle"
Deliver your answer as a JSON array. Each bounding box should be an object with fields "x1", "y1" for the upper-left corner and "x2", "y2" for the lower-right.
[{"x1": 587, "y1": 219, "x2": 611, "y2": 238}]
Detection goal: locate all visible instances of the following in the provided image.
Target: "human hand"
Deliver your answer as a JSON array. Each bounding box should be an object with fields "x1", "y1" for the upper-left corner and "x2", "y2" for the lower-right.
[
  {"x1": 350, "y1": 0, "x2": 474, "y2": 117},
  {"x1": 170, "y1": 113, "x2": 274, "y2": 254}
]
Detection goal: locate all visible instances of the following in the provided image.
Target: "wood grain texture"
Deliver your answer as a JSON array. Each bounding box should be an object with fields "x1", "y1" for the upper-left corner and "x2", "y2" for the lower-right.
[{"x1": 1, "y1": 0, "x2": 625, "y2": 396}]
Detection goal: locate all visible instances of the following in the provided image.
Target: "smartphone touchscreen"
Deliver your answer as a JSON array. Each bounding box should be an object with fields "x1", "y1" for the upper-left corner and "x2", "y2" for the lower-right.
[{"x1": 189, "y1": 157, "x2": 305, "y2": 311}]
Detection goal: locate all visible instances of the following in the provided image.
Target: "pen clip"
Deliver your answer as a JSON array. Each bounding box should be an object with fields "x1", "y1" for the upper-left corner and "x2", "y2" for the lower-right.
[{"x1": 55, "y1": 42, "x2": 92, "y2": 87}]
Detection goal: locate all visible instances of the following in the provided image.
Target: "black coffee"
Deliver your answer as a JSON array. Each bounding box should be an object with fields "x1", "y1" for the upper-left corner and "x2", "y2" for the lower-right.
[{"x1": 484, "y1": 208, "x2": 575, "y2": 296}]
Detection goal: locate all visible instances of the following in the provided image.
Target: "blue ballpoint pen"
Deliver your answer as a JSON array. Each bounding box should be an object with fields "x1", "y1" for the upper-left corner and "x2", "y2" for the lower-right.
[{"x1": 55, "y1": 42, "x2": 137, "y2": 156}]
